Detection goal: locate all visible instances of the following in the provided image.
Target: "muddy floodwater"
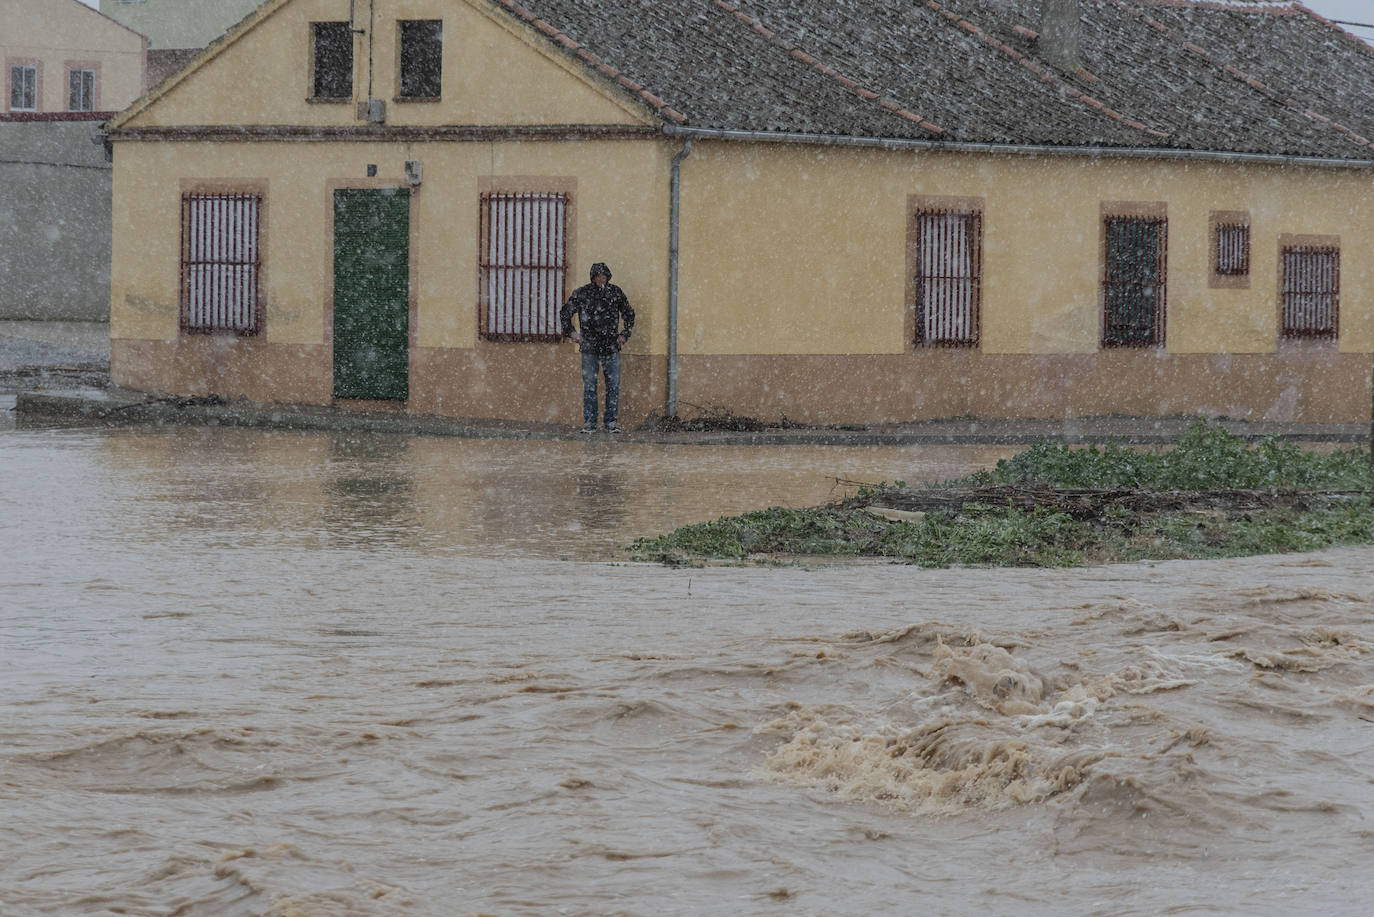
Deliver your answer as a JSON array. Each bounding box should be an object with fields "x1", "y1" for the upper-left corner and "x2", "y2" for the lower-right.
[{"x1": 3, "y1": 424, "x2": 1373, "y2": 916}]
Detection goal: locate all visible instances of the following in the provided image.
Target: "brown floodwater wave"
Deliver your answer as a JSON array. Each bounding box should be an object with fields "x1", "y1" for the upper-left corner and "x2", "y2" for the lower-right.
[{"x1": 3, "y1": 427, "x2": 1373, "y2": 915}]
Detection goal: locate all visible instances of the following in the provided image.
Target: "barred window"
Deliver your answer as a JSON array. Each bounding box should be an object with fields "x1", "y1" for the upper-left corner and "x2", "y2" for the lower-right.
[
  {"x1": 1103, "y1": 216, "x2": 1166, "y2": 347},
  {"x1": 180, "y1": 193, "x2": 262, "y2": 335},
  {"x1": 1281, "y1": 245, "x2": 1338, "y2": 340},
  {"x1": 1215, "y1": 222, "x2": 1249, "y2": 276},
  {"x1": 479, "y1": 192, "x2": 568, "y2": 341},
  {"x1": 68, "y1": 69, "x2": 95, "y2": 112},
  {"x1": 913, "y1": 209, "x2": 981, "y2": 346}
]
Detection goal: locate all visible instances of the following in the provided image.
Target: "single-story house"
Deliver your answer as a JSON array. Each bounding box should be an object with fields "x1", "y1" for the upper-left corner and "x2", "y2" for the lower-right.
[{"x1": 104, "y1": 0, "x2": 1374, "y2": 425}]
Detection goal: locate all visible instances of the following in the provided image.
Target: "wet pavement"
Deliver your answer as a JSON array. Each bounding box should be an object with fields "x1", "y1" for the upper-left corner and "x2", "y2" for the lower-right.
[
  {"x1": 4, "y1": 414, "x2": 1374, "y2": 916},
  {"x1": 5, "y1": 323, "x2": 1374, "y2": 916}
]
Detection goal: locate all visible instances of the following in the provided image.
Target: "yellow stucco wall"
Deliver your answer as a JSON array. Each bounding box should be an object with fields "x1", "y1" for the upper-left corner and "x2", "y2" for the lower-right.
[
  {"x1": 677, "y1": 142, "x2": 1374, "y2": 356},
  {"x1": 3, "y1": 0, "x2": 145, "y2": 113},
  {"x1": 120, "y1": 0, "x2": 645, "y2": 129},
  {"x1": 110, "y1": 138, "x2": 670, "y2": 347},
  {"x1": 105, "y1": 0, "x2": 1374, "y2": 424}
]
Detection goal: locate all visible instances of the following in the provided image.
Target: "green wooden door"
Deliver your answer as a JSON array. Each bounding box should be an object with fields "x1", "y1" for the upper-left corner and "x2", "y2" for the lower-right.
[{"x1": 333, "y1": 188, "x2": 410, "y2": 400}]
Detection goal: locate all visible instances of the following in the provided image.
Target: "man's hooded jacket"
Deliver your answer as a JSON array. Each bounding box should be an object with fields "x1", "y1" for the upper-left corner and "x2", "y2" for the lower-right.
[{"x1": 560, "y1": 263, "x2": 634, "y2": 355}]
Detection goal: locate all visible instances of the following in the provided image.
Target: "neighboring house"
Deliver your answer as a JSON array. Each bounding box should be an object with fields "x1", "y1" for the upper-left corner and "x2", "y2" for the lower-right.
[
  {"x1": 104, "y1": 0, "x2": 1374, "y2": 426},
  {"x1": 99, "y1": 0, "x2": 264, "y2": 86},
  {"x1": 1, "y1": 0, "x2": 146, "y2": 321}
]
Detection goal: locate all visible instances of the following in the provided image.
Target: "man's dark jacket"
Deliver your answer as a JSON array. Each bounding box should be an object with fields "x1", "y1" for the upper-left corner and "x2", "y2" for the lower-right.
[{"x1": 560, "y1": 263, "x2": 634, "y2": 355}]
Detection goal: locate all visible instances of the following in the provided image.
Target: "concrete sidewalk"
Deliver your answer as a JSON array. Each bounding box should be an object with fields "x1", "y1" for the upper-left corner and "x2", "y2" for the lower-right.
[
  {"x1": 0, "y1": 320, "x2": 109, "y2": 373},
  {"x1": 13, "y1": 385, "x2": 1370, "y2": 445}
]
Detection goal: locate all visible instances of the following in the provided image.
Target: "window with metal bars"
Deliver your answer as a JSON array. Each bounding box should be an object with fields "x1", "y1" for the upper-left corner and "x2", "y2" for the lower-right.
[
  {"x1": 311, "y1": 22, "x2": 353, "y2": 100},
  {"x1": 1215, "y1": 221, "x2": 1249, "y2": 276},
  {"x1": 180, "y1": 193, "x2": 262, "y2": 335},
  {"x1": 1102, "y1": 216, "x2": 1166, "y2": 347},
  {"x1": 68, "y1": 69, "x2": 95, "y2": 112},
  {"x1": 398, "y1": 20, "x2": 442, "y2": 99},
  {"x1": 479, "y1": 192, "x2": 569, "y2": 341},
  {"x1": 1280, "y1": 245, "x2": 1338, "y2": 340},
  {"x1": 10, "y1": 65, "x2": 37, "y2": 111},
  {"x1": 913, "y1": 209, "x2": 981, "y2": 346}
]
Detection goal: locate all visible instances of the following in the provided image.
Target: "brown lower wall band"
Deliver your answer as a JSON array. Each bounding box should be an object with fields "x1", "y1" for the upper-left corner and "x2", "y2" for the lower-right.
[{"x1": 112, "y1": 338, "x2": 1371, "y2": 425}]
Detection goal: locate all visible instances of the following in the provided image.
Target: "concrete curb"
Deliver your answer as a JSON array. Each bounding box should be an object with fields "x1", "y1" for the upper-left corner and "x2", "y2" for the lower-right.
[{"x1": 14, "y1": 388, "x2": 1372, "y2": 446}]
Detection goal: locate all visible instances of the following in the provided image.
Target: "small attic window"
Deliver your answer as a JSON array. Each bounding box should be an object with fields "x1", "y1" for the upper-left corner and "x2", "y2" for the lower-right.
[
  {"x1": 1209, "y1": 211, "x2": 1250, "y2": 289},
  {"x1": 1216, "y1": 223, "x2": 1249, "y2": 276},
  {"x1": 398, "y1": 20, "x2": 442, "y2": 100},
  {"x1": 311, "y1": 22, "x2": 353, "y2": 101}
]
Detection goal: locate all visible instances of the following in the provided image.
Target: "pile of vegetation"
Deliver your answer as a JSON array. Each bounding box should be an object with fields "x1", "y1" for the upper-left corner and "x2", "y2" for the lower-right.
[
  {"x1": 644, "y1": 402, "x2": 807, "y2": 433},
  {"x1": 629, "y1": 422, "x2": 1374, "y2": 567}
]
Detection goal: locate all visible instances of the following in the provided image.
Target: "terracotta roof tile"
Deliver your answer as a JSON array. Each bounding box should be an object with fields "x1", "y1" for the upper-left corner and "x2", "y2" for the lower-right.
[{"x1": 492, "y1": 0, "x2": 1374, "y2": 158}]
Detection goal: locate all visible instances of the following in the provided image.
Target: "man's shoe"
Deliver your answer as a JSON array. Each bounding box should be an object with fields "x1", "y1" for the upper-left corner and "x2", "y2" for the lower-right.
[
  {"x1": 606, "y1": 423, "x2": 623, "y2": 434},
  {"x1": 581, "y1": 425, "x2": 597, "y2": 434}
]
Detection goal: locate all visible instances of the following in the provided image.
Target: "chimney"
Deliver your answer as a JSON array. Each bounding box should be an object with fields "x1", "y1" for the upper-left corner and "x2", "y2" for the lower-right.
[{"x1": 1039, "y1": 0, "x2": 1081, "y2": 72}]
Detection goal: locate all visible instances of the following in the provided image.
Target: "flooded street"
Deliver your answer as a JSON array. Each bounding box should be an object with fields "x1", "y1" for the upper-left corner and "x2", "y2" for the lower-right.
[{"x1": 3, "y1": 424, "x2": 1373, "y2": 916}]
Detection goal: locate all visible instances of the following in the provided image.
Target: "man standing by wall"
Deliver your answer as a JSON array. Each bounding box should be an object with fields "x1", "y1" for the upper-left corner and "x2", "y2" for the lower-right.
[{"x1": 561, "y1": 262, "x2": 634, "y2": 433}]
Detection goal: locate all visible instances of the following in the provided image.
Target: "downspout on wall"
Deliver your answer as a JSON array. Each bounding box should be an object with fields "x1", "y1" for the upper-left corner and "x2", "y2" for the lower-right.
[{"x1": 668, "y1": 138, "x2": 692, "y2": 419}]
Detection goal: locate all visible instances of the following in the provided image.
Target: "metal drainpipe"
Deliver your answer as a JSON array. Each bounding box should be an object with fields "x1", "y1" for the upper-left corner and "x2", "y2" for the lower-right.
[{"x1": 668, "y1": 138, "x2": 692, "y2": 419}]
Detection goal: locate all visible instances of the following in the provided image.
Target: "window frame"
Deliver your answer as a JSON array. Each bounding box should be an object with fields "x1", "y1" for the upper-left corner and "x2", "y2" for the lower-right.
[
  {"x1": 66, "y1": 64, "x2": 97, "y2": 112},
  {"x1": 1100, "y1": 202, "x2": 1168, "y2": 349},
  {"x1": 179, "y1": 190, "x2": 266, "y2": 337},
  {"x1": 906, "y1": 195, "x2": 984, "y2": 348},
  {"x1": 477, "y1": 187, "x2": 574, "y2": 343},
  {"x1": 1278, "y1": 234, "x2": 1339, "y2": 343},
  {"x1": 396, "y1": 19, "x2": 443, "y2": 101},
  {"x1": 309, "y1": 21, "x2": 354, "y2": 102},
  {"x1": 8, "y1": 61, "x2": 39, "y2": 112}
]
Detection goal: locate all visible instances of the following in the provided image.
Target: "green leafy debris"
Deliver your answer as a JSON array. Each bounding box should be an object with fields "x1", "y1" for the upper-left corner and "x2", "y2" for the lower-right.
[{"x1": 629, "y1": 422, "x2": 1374, "y2": 567}]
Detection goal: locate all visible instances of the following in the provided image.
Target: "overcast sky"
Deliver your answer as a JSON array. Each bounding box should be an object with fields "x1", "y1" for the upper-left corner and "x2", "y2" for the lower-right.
[{"x1": 73, "y1": 0, "x2": 1374, "y2": 44}]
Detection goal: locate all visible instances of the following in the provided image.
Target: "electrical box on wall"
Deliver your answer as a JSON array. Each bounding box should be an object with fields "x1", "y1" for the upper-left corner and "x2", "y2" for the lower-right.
[
  {"x1": 405, "y1": 160, "x2": 423, "y2": 186},
  {"x1": 366, "y1": 98, "x2": 386, "y2": 123}
]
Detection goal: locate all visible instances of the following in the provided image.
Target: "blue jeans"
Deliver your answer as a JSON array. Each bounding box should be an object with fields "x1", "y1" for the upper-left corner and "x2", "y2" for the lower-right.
[{"x1": 581, "y1": 351, "x2": 620, "y2": 427}]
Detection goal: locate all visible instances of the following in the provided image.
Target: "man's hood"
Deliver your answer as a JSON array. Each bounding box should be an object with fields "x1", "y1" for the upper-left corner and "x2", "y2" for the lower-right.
[{"x1": 590, "y1": 262, "x2": 612, "y2": 282}]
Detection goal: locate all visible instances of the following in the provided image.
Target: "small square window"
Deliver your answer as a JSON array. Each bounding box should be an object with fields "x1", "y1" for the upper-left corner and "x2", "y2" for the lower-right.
[
  {"x1": 312, "y1": 22, "x2": 353, "y2": 100},
  {"x1": 1215, "y1": 222, "x2": 1249, "y2": 276},
  {"x1": 398, "y1": 20, "x2": 442, "y2": 99}
]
